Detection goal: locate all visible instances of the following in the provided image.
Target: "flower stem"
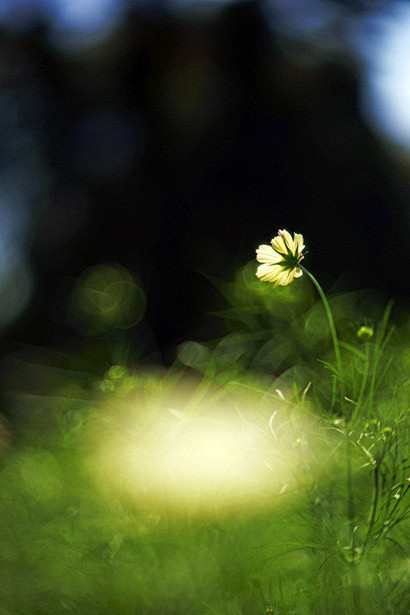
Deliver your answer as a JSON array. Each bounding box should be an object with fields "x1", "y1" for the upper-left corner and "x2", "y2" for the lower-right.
[
  {"x1": 299, "y1": 265, "x2": 361, "y2": 609},
  {"x1": 299, "y1": 265, "x2": 342, "y2": 375}
]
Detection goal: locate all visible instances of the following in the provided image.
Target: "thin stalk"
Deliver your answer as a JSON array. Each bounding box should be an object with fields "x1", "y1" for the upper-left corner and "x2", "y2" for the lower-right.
[
  {"x1": 362, "y1": 464, "x2": 380, "y2": 554},
  {"x1": 299, "y1": 266, "x2": 342, "y2": 375},
  {"x1": 300, "y1": 266, "x2": 361, "y2": 610},
  {"x1": 346, "y1": 433, "x2": 356, "y2": 560},
  {"x1": 351, "y1": 344, "x2": 370, "y2": 426},
  {"x1": 357, "y1": 343, "x2": 370, "y2": 407},
  {"x1": 346, "y1": 431, "x2": 362, "y2": 613}
]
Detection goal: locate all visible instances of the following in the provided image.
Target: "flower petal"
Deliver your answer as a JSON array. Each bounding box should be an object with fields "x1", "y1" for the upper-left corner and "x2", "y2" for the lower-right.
[
  {"x1": 293, "y1": 233, "x2": 305, "y2": 255},
  {"x1": 270, "y1": 235, "x2": 287, "y2": 256},
  {"x1": 256, "y1": 263, "x2": 284, "y2": 283},
  {"x1": 278, "y1": 268, "x2": 295, "y2": 286},
  {"x1": 256, "y1": 244, "x2": 283, "y2": 265},
  {"x1": 256, "y1": 230, "x2": 305, "y2": 287},
  {"x1": 278, "y1": 229, "x2": 295, "y2": 253}
]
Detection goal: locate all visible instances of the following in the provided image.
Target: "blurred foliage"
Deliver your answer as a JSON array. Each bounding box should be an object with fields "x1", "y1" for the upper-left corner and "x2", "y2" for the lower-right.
[
  {"x1": 0, "y1": 323, "x2": 407, "y2": 613},
  {"x1": 0, "y1": 1, "x2": 408, "y2": 610},
  {"x1": 0, "y1": 261, "x2": 408, "y2": 614},
  {"x1": 178, "y1": 263, "x2": 409, "y2": 414}
]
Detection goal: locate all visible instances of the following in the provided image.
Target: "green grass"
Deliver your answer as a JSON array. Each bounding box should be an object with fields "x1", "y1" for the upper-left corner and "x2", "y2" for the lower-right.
[{"x1": 0, "y1": 276, "x2": 408, "y2": 614}]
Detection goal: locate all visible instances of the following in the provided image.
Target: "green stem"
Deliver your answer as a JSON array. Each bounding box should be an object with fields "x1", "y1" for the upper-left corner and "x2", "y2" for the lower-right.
[
  {"x1": 363, "y1": 464, "x2": 380, "y2": 554},
  {"x1": 357, "y1": 343, "x2": 369, "y2": 408},
  {"x1": 346, "y1": 432, "x2": 362, "y2": 613},
  {"x1": 351, "y1": 343, "x2": 370, "y2": 426},
  {"x1": 300, "y1": 265, "x2": 342, "y2": 375},
  {"x1": 301, "y1": 266, "x2": 358, "y2": 570},
  {"x1": 346, "y1": 434, "x2": 356, "y2": 558},
  {"x1": 297, "y1": 265, "x2": 364, "y2": 610}
]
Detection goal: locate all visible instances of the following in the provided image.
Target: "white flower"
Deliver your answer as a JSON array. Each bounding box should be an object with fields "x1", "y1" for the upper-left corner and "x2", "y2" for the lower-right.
[{"x1": 255, "y1": 229, "x2": 305, "y2": 286}]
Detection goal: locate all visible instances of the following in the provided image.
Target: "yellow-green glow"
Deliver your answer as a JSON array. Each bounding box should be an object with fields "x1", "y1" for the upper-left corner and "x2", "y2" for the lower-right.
[
  {"x1": 86, "y1": 374, "x2": 318, "y2": 514},
  {"x1": 113, "y1": 415, "x2": 264, "y2": 498},
  {"x1": 70, "y1": 263, "x2": 146, "y2": 334}
]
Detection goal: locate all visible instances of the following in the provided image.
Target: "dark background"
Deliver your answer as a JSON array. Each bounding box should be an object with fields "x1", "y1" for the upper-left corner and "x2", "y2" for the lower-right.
[{"x1": 0, "y1": 0, "x2": 409, "y2": 363}]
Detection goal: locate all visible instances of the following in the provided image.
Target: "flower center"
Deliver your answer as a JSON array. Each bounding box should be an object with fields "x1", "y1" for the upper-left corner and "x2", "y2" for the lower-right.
[
  {"x1": 276, "y1": 233, "x2": 303, "y2": 269},
  {"x1": 281, "y1": 252, "x2": 302, "y2": 269}
]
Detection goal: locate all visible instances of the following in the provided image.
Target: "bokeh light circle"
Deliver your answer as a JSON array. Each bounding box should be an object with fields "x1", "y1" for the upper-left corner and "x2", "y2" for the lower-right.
[{"x1": 69, "y1": 263, "x2": 146, "y2": 335}]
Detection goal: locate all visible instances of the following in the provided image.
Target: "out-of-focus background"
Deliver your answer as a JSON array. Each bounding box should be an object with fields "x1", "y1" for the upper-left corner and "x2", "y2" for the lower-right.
[{"x1": 0, "y1": 0, "x2": 409, "y2": 362}]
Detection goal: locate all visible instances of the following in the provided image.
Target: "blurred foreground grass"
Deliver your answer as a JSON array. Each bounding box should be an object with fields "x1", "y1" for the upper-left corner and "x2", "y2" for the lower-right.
[{"x1": 0, "y1": 268, "x2": 408, "y2": 614}]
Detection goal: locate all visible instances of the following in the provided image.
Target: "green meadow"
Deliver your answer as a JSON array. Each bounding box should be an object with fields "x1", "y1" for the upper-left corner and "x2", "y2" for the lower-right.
[{"x1": 0, "y1": 261, "x2": 408, "y2": 614}]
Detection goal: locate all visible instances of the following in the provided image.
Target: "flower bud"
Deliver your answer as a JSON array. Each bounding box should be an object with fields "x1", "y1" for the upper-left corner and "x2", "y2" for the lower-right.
[{"x1": 357, "y1": 325, "x2": 374, "y2": 340}]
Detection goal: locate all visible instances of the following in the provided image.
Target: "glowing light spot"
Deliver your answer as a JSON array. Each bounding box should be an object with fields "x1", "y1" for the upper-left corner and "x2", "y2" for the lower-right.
[
  {"x1": 357, "y1": 2, "x2": 410, "y2": 155},
  {"x1": 70, "y1": 264, "x2": 146, "y2": 335},
  {"x1": 96, "y1": 411, "x2": 273, "y2": 510},
  {"x1": 87, "y1": 375, "x2": 320, "y2": 515},
  {"x1": 44, "y1": 0, "x2": 125, "y2": 51}
]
